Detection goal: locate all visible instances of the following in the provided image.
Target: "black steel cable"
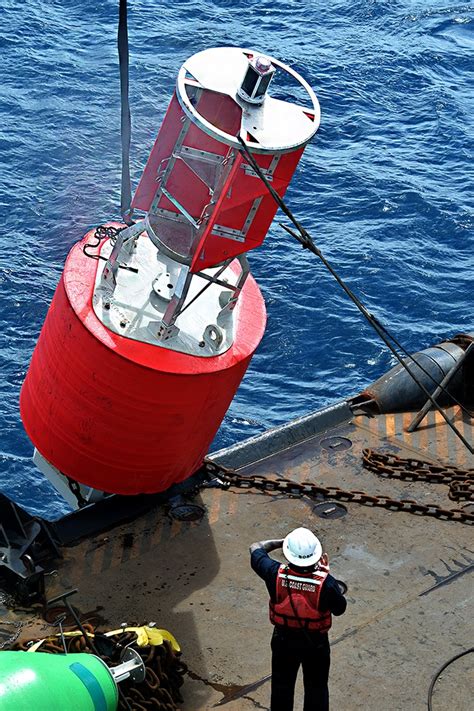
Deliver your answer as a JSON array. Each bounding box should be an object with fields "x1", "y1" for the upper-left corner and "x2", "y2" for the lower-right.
[
  {"x1": 178, "y1": 261, "x2": 232, "y2": 316},
  {"x1": 113, "y1": 4, "x2": 470, "y2": 442},
  {"x1": 427, "y1": 647, "x2": 473, "y2": 710},
  {"x1": 237, "y1": 136, "x2": 473, "y2": 454},
  {"x1": 282, "y1": 218, "x2": 471, "y2": 419}
]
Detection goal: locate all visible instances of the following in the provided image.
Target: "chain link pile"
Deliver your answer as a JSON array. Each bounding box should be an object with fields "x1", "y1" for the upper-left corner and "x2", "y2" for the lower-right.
[
  {"x1": 0, "y1": 620, "x2": 23, "y2": 650},
  {"x1": 204, "y1": 448, "x2": 474, "y2": 525},
  {"x1": 13, "y1": 624, "x2": 187, "y2": 711}
]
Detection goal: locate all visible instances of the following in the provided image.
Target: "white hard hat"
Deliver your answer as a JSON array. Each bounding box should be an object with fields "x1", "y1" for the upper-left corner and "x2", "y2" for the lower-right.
[{"x1": 283, "y1": 527, "x2": 322, "y2": 567}]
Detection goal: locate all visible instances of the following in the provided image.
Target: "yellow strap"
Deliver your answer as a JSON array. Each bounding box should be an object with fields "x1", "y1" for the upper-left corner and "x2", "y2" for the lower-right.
[{"x1": 104, "y1": 626, "x2": 180, "y2": 652}]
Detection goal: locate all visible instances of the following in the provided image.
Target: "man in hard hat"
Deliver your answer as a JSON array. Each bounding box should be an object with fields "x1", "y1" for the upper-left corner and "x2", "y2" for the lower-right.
[{"x1": 250, "y1": 527, "x2": 347, "y2": 711}]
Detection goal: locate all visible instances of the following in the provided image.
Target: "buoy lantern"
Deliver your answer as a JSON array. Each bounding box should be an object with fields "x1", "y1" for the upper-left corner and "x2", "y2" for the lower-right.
[{"x1": 20, "y1": 47, "x2": 320, "y2": 502}]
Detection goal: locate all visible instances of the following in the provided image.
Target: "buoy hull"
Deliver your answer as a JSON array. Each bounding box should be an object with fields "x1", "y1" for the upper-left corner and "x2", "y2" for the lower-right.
[
  {"x1": 20, "y1": 233, "x2": 266, "y2": 495},
  {"x1": 0, "y1": 652, "x2": 117, "y2": 711}
]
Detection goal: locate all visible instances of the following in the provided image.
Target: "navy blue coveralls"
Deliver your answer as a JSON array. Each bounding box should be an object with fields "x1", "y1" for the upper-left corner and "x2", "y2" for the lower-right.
[{"x1": 251, "y1": 548, "x2": 347, "y2": 711}]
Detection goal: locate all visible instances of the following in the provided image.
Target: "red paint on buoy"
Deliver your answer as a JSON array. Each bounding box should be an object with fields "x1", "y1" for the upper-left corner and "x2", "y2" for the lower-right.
[
  {"x1": 132, "y1": 92, "x2": 305, "y2": 272},
  {"x1": 20, "y1": 230, "x2": 266, "y2": 495}
]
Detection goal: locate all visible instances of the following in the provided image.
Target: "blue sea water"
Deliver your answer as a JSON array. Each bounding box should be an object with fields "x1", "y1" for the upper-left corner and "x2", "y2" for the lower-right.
[{"x1": 0, "y1": 1, "x2": 472, "y2": 519}]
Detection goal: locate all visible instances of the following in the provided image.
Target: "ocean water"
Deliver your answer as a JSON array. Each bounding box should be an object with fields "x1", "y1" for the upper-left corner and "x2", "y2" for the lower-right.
[{"x1": 0, "y1": 0, "x2": 472, "y2": 519}]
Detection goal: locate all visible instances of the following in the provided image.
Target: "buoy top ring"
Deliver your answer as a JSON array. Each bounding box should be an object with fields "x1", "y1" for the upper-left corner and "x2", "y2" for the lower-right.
[{"x1": 176, "y1": 47, "x2": 320, "y2": 154}]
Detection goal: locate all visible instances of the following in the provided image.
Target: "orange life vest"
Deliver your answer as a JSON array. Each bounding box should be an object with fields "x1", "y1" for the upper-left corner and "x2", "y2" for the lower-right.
[{"x1": 269, "y1": 554, "x2": 331, "y2": 632}]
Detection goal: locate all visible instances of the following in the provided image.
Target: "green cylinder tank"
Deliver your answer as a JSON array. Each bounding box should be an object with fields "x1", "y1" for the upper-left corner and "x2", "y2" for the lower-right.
[{"x1": 0, "y1": 651, "x2": 118, "y2": 711}]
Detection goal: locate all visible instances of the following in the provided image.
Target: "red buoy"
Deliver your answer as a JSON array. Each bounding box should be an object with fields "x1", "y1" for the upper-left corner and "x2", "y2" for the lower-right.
[{"x1": 20, "y1": 48, "x2": 320, "y2": 499}]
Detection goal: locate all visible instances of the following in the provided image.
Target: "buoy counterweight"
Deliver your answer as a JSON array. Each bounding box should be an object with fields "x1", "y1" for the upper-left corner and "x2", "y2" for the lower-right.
[{"x1": 20, "y1": 47, "x2": 320, "y2": 499}]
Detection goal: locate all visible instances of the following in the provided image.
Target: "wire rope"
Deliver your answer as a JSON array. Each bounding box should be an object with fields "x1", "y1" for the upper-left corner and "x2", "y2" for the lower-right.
[{"x1": 237, "y1": 136, "x2": 473, "y2": 455}]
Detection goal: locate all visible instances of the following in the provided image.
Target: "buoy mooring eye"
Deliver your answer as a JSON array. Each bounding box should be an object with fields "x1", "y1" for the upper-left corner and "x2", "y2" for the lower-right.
[{"x1": 238, "y1": 54, "x2": 275, "y2": 104}]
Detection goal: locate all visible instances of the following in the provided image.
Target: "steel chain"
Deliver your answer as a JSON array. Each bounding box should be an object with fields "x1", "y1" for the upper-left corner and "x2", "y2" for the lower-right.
[
  {"x1": 203, "y1": 449, "x2": 474, "y2": 525},
  {"x1": 362, "y1": 449, "x2": 474, "y2": 504},
  {"x1": 361, "y1": 449, "x2": 473, "y2": 483},
  {"x1": 0, "y1": 621, "x2": 23, "y2": 650}
]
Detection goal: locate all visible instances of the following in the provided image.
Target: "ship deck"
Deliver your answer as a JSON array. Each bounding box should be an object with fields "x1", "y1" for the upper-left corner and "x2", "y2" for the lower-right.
[{"x1": 3, "y1": 402, "x2": 474, "y2": 710}]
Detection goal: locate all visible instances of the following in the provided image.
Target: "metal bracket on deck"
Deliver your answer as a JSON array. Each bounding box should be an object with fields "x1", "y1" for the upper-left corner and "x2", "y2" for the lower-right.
[{"x1": 0, "y1": 493, "x2": 61, "y2": 602}]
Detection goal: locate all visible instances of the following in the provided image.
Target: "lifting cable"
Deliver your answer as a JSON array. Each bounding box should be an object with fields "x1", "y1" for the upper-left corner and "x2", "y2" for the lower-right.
[
  {"x1": 237, "y1": 136, "x2": 473, "y2": 456},
  {"x1": 115, "y1": 0, "x2": 471, "y2": 454},
  {"x1": 118, "y1": 0, "x2": 134, "y2": 225}
]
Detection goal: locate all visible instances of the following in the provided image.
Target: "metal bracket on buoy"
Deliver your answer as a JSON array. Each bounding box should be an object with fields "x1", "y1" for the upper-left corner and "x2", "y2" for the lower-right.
[
  {"x1": 99, "y1": 220, "x2": 146, "y2": 293},
  {"x1": 156, "y1": 266, "x2": 193, "y2": 340},
  {"x1": 110, "y1": 646, "x2": 146, "y2": 685},
  {"x1": 33, "y1": 450, "x2": 107, "y2": 511},
  {"x1": 203, "y1": 324, "x2": 224, "y2": 351}
]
